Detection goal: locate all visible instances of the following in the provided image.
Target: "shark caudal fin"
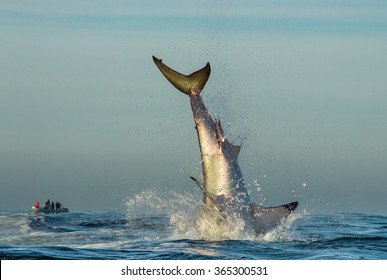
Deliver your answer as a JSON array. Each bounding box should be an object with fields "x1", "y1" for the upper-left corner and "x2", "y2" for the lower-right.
[
  {"x1": 152, "y1": 56, "x2": 211, "y2": 96},
  {"x1": 251, "y1": 201, "x2": 298, "y2": 234}
]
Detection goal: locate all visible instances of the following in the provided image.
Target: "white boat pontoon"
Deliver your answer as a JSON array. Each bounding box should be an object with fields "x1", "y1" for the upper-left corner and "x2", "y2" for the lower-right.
[{"x1": 32, "y1": 206, "x2": 69, "y2": 213}]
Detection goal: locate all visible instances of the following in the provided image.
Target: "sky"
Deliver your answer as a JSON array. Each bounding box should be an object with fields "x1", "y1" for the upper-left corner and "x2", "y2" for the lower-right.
[{"x1": 0, "y1": 0, "x2": 386, "y2": 214}]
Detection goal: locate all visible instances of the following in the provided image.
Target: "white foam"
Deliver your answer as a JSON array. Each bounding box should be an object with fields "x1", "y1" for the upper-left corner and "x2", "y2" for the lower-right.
[{"x1": 124, "y1": 189, "x2": 304, "y2": 242}]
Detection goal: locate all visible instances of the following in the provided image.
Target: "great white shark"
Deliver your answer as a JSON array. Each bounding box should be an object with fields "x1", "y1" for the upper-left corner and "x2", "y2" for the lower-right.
[{"x1": 152, "y1": 56, "x2": 298, "y2": 236}]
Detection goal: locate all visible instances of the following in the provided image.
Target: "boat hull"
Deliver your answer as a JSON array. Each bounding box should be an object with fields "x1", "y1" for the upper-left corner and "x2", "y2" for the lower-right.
[{"x1": 32, "y1": 206, "x2": 69, "y2": 213}]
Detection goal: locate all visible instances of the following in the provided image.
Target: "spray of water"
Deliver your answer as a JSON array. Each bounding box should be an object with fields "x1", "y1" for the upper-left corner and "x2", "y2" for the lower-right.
[{"x1": 124, "y1": 188, "x2": 303, "y2": 242}]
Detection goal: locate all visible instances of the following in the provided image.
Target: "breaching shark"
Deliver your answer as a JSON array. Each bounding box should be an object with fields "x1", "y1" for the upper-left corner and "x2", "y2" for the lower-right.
[{"x1": 152, "y1": 56, "x2": 298, "y2": 236}]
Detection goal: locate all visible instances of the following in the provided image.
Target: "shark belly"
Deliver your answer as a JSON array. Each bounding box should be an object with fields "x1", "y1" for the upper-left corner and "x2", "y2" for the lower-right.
[{"x1": 191, "y1": 96, "x2": 254, "y2": 231}]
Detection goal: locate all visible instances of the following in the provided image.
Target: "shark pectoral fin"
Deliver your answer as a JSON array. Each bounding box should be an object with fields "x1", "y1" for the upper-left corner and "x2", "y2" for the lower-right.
[
  {"x1": 190, "y1": 176, "x2": 222, "y2": 210},
  {"x1": 250, "y1": 201, "x2": 298, "y2": 233},
  {"x1": 189, "y1": 177, "x2": 227, "y2": 219},
  {"x1": 152, "y1": 56, "x2": 211, "y2": 96}
]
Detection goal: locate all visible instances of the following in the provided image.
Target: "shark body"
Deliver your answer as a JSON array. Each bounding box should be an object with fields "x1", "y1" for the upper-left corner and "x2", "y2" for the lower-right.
[{"x1": 153, "y1": 56, "x2": 298, "y2": 235}]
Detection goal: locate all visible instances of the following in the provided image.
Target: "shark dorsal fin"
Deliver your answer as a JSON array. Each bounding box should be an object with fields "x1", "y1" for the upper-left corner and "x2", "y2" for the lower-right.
[
  {"x1": 229, "y1": 142, "x2": 241, "y2": 156},
  {"x1": 222, "y1": 139, "x2": 241, "y2": 157},
  {"x1": 215, "y1": 119, "x2": 241, "y2": 157}
]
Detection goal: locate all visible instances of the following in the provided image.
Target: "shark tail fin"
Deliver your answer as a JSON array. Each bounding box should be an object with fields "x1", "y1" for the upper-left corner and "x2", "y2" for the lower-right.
[
  {"x1": 251, "y1": 201, "x2": 298, "y2": 234},
  {"x1": 152, "y1": 56, "x2": 211, "y2": 96}
]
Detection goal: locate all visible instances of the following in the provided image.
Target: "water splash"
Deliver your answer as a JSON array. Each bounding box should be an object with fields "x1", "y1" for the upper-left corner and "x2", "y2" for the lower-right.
[
  {"x1": 259, "y1": 211, "x2": 303, "y2": 242},
  {"x1": 123, "y1": 189, "x2": 303, "y2": 242},
  {"x1": 124, "y1": 189, "x2": 202, "y2": 240}
]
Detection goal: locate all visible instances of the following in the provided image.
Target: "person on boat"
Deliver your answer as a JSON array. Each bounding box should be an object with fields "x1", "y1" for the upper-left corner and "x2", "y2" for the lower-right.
[
  {"x1": 55, "y1": 201, "x2": 63, "y2": 210},
  {"x1": 34, "y1": 201, "x2": 40, "y2": 208},
  {"x1": 51, "y1": 201, "x2": 55, "y2": 210},
  {"x1": 44, "y1": 199, "x2": 50, "y2": 210}
]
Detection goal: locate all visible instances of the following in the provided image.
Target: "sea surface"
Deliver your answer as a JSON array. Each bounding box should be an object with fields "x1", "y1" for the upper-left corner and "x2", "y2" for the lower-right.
[{"x1": 1, "y1": 192, "x2": 386, "y2": 260}]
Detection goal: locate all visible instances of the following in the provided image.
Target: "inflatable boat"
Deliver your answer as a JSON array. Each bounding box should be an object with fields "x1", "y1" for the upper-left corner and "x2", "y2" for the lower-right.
[{"x1": 32, "y1": 206, "x2": 69, "y2": 213}]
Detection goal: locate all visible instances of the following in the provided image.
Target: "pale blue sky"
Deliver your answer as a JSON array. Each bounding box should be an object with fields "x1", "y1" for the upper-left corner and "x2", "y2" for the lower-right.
[{"x1": 1, "y1": 0, "x2": 386, "y2": 213}]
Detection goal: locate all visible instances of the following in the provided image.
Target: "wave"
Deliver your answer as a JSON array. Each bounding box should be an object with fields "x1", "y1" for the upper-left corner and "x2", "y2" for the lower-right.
[{"x1": 1, "y1": 208, "x2": 386, "y2": 259}]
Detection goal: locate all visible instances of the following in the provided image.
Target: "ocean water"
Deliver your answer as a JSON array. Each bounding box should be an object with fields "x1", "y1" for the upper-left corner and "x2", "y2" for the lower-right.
[{"x1": 1, "y1": 191, "x2": 386, "y2": 260}]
